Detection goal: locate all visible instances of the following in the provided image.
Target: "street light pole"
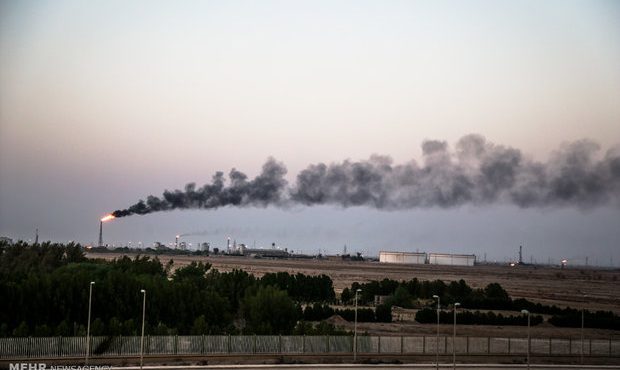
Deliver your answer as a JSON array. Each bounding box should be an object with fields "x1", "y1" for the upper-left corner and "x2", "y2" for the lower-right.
[
  {"x1": 85, "y1": 281, "x2": 94, "y2": 365},
  {"x1": 521, "y1": 309, "x2": 530, "y2": 370},
  {"x1": 433, "y1": 295, "x2": 440, "y2": 370},
  {"x1": 140, "y1": 289, "x2": 146, "y2": 370},
  {"x1": 453, "y1": 302, "x2": 460, "y2": 370},
  {"x1": 354, "y1": 288, "x2": 362, "y2": 362},
  {"x1": 581, "y1": 307, "x2": 585, "y2": 364}
]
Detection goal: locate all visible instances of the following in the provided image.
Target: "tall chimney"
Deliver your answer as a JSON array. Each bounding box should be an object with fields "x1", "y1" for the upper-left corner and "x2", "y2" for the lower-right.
[{"x1": 98, "y1": 221, "x2": 103, "y2": 247}]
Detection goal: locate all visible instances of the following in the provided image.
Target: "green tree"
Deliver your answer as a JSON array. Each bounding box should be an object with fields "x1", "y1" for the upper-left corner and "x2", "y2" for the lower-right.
[
  {"x1": 386, "y1": 285, "x2": 413, "y2": 308},
  {"x1": 91, "y1": 318, "x2": 105, "y2": 336},
  {"x1": 108, "y1": 317, "x2": 122, "y2": 336},
  {"x1": 485, "y1": 283, "x2": 510, "y2": 301},
  {"x1": 55, "y1": 321, "x2": 71, "y2": 336},
  {"x1": 122, "y1": 319, "x2": 136, "y2": 335},
  {"x1": 12, "y1": 322, "x2": 29, "y2": 337},
  {"x1": 241, "y1": 285, "x2": 299, "y2": 334},
  {"x1": 173, "y1": 262, "x2": 211, "y2": 283},
  {"x1": 191, "y1": 315, "x2": 208, "y2": 334},
  {"x1": 34, "y1": 324, "x2": 52, "y2": 336},
  {"x1": 340, "y1": 288, "x2": 351, "y2": 305},
  {"x1": 153, "y1": 322, "x2": 172, "y2": 335}
]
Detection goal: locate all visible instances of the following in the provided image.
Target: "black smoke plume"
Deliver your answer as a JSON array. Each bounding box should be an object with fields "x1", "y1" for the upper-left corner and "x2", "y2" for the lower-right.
[
  {"x1": 111, "y1": 135, "x2": 620, "y2": 217},
  {"x1": 112, "y1": 158, "x2": 288, "y2": 217}
]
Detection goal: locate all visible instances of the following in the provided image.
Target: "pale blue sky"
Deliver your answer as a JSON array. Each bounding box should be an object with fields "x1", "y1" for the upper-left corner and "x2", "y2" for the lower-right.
[{"x1": 1, "y1": 1, "x2": 619, "y2": 263}]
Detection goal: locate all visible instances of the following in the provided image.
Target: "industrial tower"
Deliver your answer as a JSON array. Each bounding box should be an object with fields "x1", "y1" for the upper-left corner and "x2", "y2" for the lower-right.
[{"x1": 98, "y1": 221, "x2": 103, "y2": 247}]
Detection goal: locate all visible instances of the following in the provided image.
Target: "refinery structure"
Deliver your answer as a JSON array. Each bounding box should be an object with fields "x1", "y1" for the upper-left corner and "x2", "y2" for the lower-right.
[
  {"x1": 379, "y1": 250, "x2": 476, "y2": 266},
  {"x1": 98, "y1": 215, "x2": 495, "y2": 266}
]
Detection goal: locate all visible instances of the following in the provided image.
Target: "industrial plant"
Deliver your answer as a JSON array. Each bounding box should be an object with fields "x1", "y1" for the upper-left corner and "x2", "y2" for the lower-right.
[{"x1": 379, "y1": 251, "x2": 476, "y2": 266}]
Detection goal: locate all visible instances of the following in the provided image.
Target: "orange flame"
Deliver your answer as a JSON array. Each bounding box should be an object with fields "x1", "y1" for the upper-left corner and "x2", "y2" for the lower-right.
[{"x1": 100, "y1": 214, "x2": 115, "y2": 222}]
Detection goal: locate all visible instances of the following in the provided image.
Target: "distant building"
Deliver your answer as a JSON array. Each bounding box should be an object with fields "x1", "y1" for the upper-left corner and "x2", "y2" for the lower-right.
[
  {"x1": 201, "y1": 242, "x2": 210, "y2": 252},
  {"x1": 428, "y1": 253, "x2": 476, "y2": 266},
  {"x1": 379, "y1": 251, "x2": 426, "y2": 264},
  {"x1": 154, "y1": 242, "x2": 170, "y2": 251},
  {"x1": 374, "y1": 295, "x2": 389, "y2": 306}
]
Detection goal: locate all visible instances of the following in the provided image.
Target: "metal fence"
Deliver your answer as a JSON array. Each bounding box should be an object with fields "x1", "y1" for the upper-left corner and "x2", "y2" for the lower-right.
[{"x1": 0, "y1": 335, "x2": 618, "y2": 359}]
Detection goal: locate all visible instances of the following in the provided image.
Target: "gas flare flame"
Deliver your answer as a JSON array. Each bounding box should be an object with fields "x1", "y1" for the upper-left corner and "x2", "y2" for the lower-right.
[{"x1": 100, "y1": 214, "x2": 115, "y2": 222}]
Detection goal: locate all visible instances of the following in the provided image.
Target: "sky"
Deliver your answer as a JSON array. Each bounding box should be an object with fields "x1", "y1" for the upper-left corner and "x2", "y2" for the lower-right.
[{"x1": 1, "y1": 0, "x2": 619, "y2": 264}]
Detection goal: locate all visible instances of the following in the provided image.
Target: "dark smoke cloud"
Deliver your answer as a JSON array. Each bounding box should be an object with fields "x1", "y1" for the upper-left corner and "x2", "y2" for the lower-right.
[
  {"x1": 112, "y1": 158, "x2": 288, "y2": 217},
  {"x1": 112, "y1": 135, "x2": 620, "y2": 217}
]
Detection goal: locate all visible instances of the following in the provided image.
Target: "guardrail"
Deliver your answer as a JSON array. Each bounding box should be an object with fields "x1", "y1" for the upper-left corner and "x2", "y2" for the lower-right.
[{"x1": 1, "y1": 335, "x2": 618, "y2": 359}]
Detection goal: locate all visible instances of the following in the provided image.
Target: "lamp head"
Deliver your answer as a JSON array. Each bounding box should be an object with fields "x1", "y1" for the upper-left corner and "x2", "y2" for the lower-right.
[
  {"x1": 521, "y1": 309, "x2": 529, "y2": 314},
  {"x1": 356, "y1": 289, "x2": 362, "y2": 293},
  {"x1": 140, "y1": 289, "x2": 146, "y2": 293},
  {"x1": 90, "y1": 281, "x2": 95, "y2": 285},
  {"x1": 432, "y1": 295, "x2": 439, "y2": 299},
  {"x1": 454, "y1": 302, "x2": 461, "y2": 307}
]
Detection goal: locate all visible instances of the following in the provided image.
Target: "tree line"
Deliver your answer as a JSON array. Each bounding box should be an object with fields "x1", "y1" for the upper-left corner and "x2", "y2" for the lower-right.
[
  {"x1": 0, "y1": 242, "x2": 333, "y2": 337},
  {"x1": 340, "y1": 277, "x2": 619, "y2": 330}
]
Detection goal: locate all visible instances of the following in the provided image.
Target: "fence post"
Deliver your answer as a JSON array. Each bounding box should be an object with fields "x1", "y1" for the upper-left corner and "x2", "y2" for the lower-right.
[
  {"x1": 201, "y1": 334, "x2": 205, "y2": 355},
  {"x1": 423, "y1": 335, "x2": 426, "y2": 354},
  {"x1": 302, "y1": 335, "x2": 305, "y2": 354},
  {"x1": 253, "y1": 334, "x2": 257, "y2": 354},
  {"x1": 569, "y1": 337, "x2": 572, "y2": 355},
  {"x1": 400, "y1": 336, "x2": 404, "y2": 354},
  {"x1": 326, "y1": 335, "x2": 330, "y2": 353},
  {"x1": 57, "y1": 336, "x2": 62, "y2": 357},
  {"x1": 378, "y1": 335, "x2": 381, "y2": 354},
  {"x1": 487, "y1": 337, "x2": 491, "y2": 354},
  {"x1": 466, "y1": 336, "x2": 469, "y2": 354},
  {"x1": 508, "y1": 337, "x2": 511, "y2": 354},
  {"x1": 27, "y1": 337, "x2": 31, "y2": 358},
  {"x1": 174, "y1": 335, "x2": 178, "y2": 355},
  {"x1": 549, "y1": 337, "x2": 551, "y2": 355},
  {"x1": 589, "y1": 338, "x2": 592, "y2": 356},
  {"x1": 610, "y1": 336, "x2": 612, "y2": 357},
  {"x1": 279, "y1": 334, "x2": 282, "y2": 354},
  {"x1": 444, "y1": 335, "x2": 448, "y2": 354},
  {"x1": 227, "y1": 334, "x2": 231, "y2": 354}
]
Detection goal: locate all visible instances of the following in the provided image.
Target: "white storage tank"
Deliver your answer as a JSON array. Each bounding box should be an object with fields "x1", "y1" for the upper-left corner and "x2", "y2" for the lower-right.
[
  {"x1": 379, "y1": 251, "x2": 427, "y2": 264},
  {"x1": 428, "y1": 253, "x2": 476, "y2": 266}
]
